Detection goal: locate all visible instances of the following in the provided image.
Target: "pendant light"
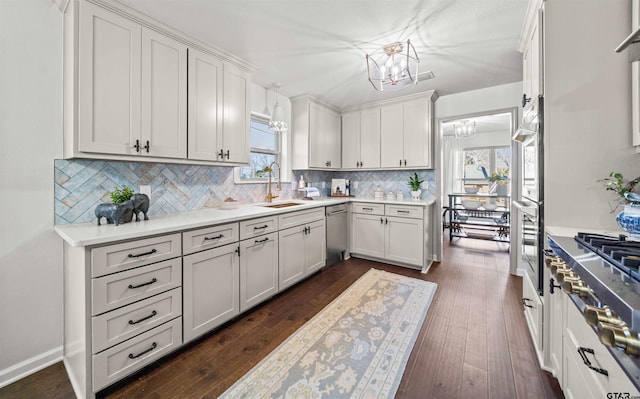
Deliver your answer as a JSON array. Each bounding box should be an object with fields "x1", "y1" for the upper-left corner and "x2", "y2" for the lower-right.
[{"x1": 269, "y1": 83, "x2": 287, "y2": 133}]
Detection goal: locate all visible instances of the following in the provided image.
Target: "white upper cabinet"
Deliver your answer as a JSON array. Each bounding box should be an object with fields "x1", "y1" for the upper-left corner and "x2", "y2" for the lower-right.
[
  {"x1": 77, "y1": 2, "x2": 142, "y2": 156},
  {"x1": 291, "y1": 96, "x2": 341, "y2": 169},
  {"x1": 521, "y1": 8, "x2": 543, "y2": 109},
  {"x1": 188, "y1": 50, "x2": 250, "y2": 164},
  {"x1": 222, "y1": 64, "x2": 251, "y2": 164},
  {"x1": 187, "y1": 49, "x2": 223, "y2": 161},
  {"x1": 65, "y1": 0, "x2": 252, "y2": 164},
  {"x1": 379, "y1": 92, "x2": 435, "y2": 169},
  {"x1": 141, "y1": 28, "x2": 187, "y2": 158},
  {"x1": 341, "y1": 107, "x2": 381, "y2": 169}
]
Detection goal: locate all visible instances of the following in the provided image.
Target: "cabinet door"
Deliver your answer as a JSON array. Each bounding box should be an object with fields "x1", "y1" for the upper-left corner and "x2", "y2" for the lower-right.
[
  {"x1": 183, "y1": 244, "x2": 239, "y2": 343},
  {"x1": 141, "y1": 28, "x2": 187, "y2": 158},
  {"x1": 223, "y1": 64, "x2": 250, "y2": 163},
  {"x1": 325, "y1": 108, "x2": 342, "y2": 169},
  {"x1": 403, "y1": 97, "x2": 430, "y2": 168},
  {"x1": 385, "y1": 216, "x2": 424, "y2": 267},
  {"x1": 522, "y1": 274, "x2": 543, "y2": 357},
  {"x1": 305, "y1": 219, "x2": 326, "y2": 274},
  {"x1": 351, "y1": 213, "x2": 384, "y2": 258},
  {"x1": 360, "y1": 107, "x2": 381, "y2": 168},
  {"x1": 78, "y1": 2, "x2": 141, "y2": 156},
  {"x1": 187, "y1": 48, "x2": 223, "y2": 161},
  {"x1": 278, "y1": 226, "x2": 307, "y2": 290},
  {"x1": 549, "y1": 281, "x2": 564, "y2": 386},
  {"x1": 380, "y1": 103, "x2": 404, "y2": 167},
  {"x1": 239, "y1": 233, "x2": 279, "y2": 312},
  {"x1": 341, "y1": 112, "x2": 360, "y2": 168},
  {"x1": 308, "y1": 102, "x2": 326, "y2": 168}
]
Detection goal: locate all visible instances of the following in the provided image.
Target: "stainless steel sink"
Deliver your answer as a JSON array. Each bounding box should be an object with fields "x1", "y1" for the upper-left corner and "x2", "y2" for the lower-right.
[{"x1": 262, "y1": 202, "x2": 303, "y2": 208}]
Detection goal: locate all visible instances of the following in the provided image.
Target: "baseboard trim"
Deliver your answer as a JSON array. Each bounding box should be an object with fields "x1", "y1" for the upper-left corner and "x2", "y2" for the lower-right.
[{"x1": 0, "y1": 346, "x2": 63, "y2": 389}]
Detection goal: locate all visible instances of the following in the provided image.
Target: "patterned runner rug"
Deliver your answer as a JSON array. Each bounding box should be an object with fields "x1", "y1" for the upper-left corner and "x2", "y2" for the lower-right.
[{"x1": 219, "y1": 268, "x2": 437, "y2": 399}]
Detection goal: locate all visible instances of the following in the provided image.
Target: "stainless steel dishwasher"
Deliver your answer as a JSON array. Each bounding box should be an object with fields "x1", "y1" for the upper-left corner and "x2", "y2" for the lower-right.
[{"x1": 326, "y1": 203, "x2": 348, "y2": 266}]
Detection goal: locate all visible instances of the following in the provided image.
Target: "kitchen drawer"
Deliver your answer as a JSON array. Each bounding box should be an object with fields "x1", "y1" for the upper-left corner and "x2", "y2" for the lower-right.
[
  {"x1": 564, "y1": 300, "x2": 639, "y2": 396},
  {"x1": 182, "y1": 223, "x2": 239, "y2": 255},
  {"x1": 92, "y1": 288, "x2": 182, "y2": 353},
  {"x1": 92, "y1": 258, "x2": 182, "y2": 316},
  {"x1": 92, "y1": 317, "x2": 182, "y2": 391},
  {"x1": 278, "y1": 208, "x2": 324, "y2": 230},
  {"x1": 91, "y1": 233, "x2": 181, "y2": 278},
  {"x1": 239, "y1": 216, "x2": 278, "y2": 240},
  {"x1": 352, "y1": 202, "x2": 384, "y2": 215},
  {"x1": 385, "y1": 204, "x2": 423, "y2": 219}
]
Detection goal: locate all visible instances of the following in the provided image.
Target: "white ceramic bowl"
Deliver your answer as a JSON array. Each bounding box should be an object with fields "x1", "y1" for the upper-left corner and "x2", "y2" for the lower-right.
[
  {"x1": 464, "y1": 186, "x2": 479, "y2": 194},
  {"x1": 220, "y1": 201, "x2": 239, "y2": 210},
  {"x1": 482, "y1": 203, "x2": 498, "y2": 211},
  {"x1": 461, "y1": 200, "x2": 481, "y2": 210}
]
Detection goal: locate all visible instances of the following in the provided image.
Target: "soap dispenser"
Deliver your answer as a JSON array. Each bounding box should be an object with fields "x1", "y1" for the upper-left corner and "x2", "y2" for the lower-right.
[{"x1": 298, "y1": 175, "x2": 305, "y2": 190}]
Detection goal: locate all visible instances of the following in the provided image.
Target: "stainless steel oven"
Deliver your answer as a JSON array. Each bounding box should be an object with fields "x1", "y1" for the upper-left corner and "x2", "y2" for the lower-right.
[
  {"x1": 513, "y1": 95, "x2": 544, "y2": 293},
  {"x1": 514, "y1": 200, "x2": 541, "y2": 293}
]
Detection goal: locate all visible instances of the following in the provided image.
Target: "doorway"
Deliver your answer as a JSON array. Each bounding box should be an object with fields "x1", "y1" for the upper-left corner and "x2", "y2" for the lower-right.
[{"x1": 434, "y1": 108, "x2": 520, "y2": 274}]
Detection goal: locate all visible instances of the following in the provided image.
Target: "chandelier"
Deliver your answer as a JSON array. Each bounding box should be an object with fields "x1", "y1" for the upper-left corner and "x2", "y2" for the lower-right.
[
  {"x1": 454, "y1": 120, "x2": 476, "y2": 138},
  {"x1": 269, "y1": 83, "x2": 287, "y2": 133},
  {"x1": 366, "y1": 39, "x2": 420, "y2": 92}
]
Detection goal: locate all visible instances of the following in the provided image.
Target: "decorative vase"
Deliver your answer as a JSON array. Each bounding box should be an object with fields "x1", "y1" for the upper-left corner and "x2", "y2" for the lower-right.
[
  {"x1": 411, "y1": 189, "x2": 421, "y2": 200},
  {"x1": 496, "y1": 183, "x2": 509, "y2": 196},
  {"x1": 617, "y1": 205, "x2": 640, "y2": 238}
]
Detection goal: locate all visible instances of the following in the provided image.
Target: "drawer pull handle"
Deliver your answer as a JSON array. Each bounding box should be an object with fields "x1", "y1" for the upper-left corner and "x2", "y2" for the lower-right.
[
  {"x1": 577, "y1": 347, "x2": 608, "y2": 376},
  {"x1": 397, "y1": 210, "x2": 410, "y2": 214},
  {"x1": 128, "y1": 278, "x2": 157, "y2": 289},
  {"x1": 254, "y1": 225, "x2": 269, "y2": 230},
  {"x1": 255, "y1": 237, "x2": 269, "y2": 244},
  {"x1": 522, "y1": 298, "x2": 534, "y2": 308},
  {"x1": 128, "y1": 342, "x2": 157, "y2": 359},
  {"x1": 362, "y1": 207, "x2": 373, "y2": 211},
  {"x1": 128, "y1": 310, "x2": 157, "y2": 325},
  {"x1": 204, "y1": 234, "x2": 224, "y2": 241},
  {"x1": 128, "y1": 248, "x2": 157, "y2": 258}
]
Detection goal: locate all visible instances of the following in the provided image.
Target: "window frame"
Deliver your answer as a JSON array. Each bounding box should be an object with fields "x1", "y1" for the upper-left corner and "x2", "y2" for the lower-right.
[
  {"x1": 460, "y1": 145, "x2": 511, "y2": 189},
  {"x1": 234, "y1": 113, "x2": 282, "y2": 184}
]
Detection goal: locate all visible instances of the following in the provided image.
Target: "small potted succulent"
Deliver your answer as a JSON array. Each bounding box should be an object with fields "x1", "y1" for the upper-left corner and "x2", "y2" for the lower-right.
[
  {"x1": 601, "y1": 172, "x2": 640, "y2": 237},
  {"x1": 408, "y1": 173, "x2": 424, "y2": 200},
  {"x1": 95, "y1": 186, "x2": 135, "y2": 226}
]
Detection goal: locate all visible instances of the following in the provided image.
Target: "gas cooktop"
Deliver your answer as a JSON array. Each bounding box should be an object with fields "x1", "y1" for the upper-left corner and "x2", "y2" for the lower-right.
[{"x1": 575, "y1": 232, "x2": 640, "y2": 281}]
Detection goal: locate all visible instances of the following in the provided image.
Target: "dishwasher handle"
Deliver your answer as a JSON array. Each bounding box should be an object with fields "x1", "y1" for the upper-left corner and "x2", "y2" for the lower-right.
[{"x1": 327, "y1": 209, "x2": 347, "y2": 216}]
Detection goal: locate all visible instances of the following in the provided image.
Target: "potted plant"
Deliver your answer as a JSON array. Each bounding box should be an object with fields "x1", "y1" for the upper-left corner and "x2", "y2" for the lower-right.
[
  {"x1": 601, "y1": 172, "x2": 640, "y2": 237},
  {"x1": 95, "y1": 186, "x2": 135, "y2": 226},
  {"x1": 488, "y1": 168, "x2": 509, "y2": 196},
  {"x1": 408, "y1": 173, "x2": 424, "y2": 200}
]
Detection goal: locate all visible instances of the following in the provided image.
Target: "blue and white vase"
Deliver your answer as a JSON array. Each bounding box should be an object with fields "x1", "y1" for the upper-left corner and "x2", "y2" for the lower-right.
[{"x1": 617, "y1": 205, "x2": 640, "y2": 238}]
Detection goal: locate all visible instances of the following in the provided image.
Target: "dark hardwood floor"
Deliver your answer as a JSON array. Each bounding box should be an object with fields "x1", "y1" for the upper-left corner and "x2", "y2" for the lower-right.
[{"x1": 0, "y1": 237, "x2": 563, "y2": 399}]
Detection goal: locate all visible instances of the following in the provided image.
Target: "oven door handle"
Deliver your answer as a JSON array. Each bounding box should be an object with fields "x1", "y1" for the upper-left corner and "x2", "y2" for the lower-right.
[{"x1": 512, "y1": 200, "x2": 538, "y2": 218}]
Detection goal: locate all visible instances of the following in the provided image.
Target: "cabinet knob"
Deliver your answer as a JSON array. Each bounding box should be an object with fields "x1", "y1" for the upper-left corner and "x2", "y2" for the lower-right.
[
  {"x1": 522, "y1": 93, "x2": 531, "y2": 108},
  {"x1": 144, "y1": 140, "x2": 150, "y2": 153},
  {"x1": 225, "y1": 150, "x2": 230, "y2": 159},
  {"x1": 134, "y1": 139, "x2": 141, "y2": 153},
  {"x1": 218, "y1": 149, "x2": 224, "y2": 159}
]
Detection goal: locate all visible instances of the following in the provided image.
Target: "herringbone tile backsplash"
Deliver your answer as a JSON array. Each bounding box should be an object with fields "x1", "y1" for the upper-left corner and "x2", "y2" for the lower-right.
[{"x1": 54, "y1": 159, "x2": 435, "y2": 225}]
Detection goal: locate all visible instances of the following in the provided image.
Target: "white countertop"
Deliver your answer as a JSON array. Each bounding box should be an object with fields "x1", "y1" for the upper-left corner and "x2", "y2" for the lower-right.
[{"x1": 55, "y1": 197, "x2": 435, "y2": 247}]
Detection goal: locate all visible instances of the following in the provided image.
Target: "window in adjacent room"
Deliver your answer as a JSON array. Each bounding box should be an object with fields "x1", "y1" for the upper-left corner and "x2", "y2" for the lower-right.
[
  {"x1": 237, "y1": 114, "x2": 280, "y2": 182},
  {"x1": 461, "y1": 146, "x2": 510, "y2": 192}
]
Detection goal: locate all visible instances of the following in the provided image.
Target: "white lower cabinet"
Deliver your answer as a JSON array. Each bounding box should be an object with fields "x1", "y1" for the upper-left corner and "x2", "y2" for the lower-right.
[
  {"x1": 278, "y1": 217, "x2": 326, "y2": 290},
  {"x1": 561, "y1": 300, "x2": 638, "y2": 398},
  {"x1": 548, "y1": 280, "x2": 565, "y2": 385},
  {"x1": 350, "y1": 203, "x2": 425, "y2": 269},
  {"x1": 522, "y1": 273, "x2": 543, "y2": 362},
  {"x1": 183, "y1": 243, "x2": 240, "y2": 343},
  {"x1": 240, "y1": 232, "x2": 279, "y2": 312}
]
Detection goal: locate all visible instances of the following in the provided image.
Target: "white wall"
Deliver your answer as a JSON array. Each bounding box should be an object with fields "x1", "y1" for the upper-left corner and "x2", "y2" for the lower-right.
[
  {"x1": 0, "y1": 0, "x2": 64, "y2": 387},
  {"x1": 544, "y1": 0, "x2": 640, "y2": 230}
]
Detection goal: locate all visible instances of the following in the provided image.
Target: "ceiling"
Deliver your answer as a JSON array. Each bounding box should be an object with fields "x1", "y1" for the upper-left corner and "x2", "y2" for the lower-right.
[{"x1": 120, "y1": 0, "x2": 528, "y2": 109}]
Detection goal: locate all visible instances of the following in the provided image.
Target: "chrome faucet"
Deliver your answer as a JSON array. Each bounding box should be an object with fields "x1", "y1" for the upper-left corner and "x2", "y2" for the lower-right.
[{"x1": 265, "y1": 161, "x2": 281, "y2": 203}]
